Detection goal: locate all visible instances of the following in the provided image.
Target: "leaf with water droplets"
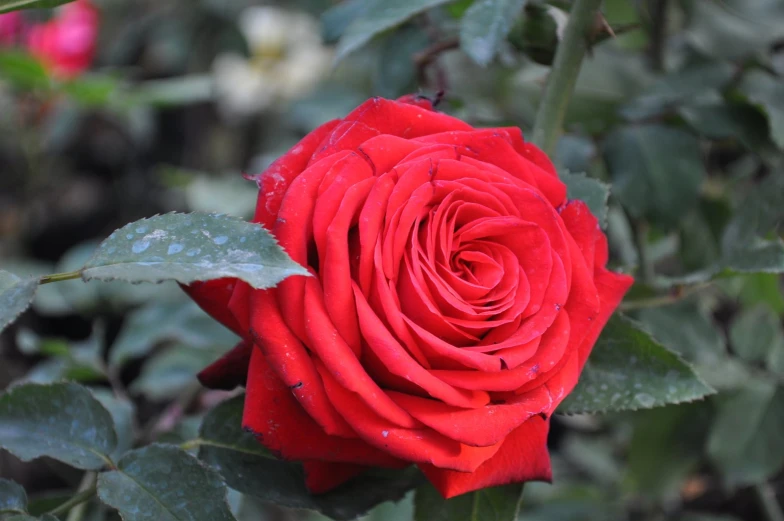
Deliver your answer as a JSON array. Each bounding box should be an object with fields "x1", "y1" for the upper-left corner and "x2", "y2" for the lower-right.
[
  {"x1": 0, "y1": 270, "x2": 38, "y2": 335},
  {"x1": 0, "y1": 382, "x2": 117, "y2": 470},
  {"x1": 97, "y1": 444, "x2": 236, "y2": 521},
  {"x1": 558, "y1": 315, "x2": 715, "y2": 414},
  {"x1": 81, "y1": 213, "x2": 309, "y2": 290}
]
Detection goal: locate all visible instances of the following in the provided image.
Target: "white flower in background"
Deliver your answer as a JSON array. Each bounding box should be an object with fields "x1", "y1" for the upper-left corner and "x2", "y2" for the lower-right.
[{"x1": 213, "y1": 6, "x2": 333, "y2": 121}]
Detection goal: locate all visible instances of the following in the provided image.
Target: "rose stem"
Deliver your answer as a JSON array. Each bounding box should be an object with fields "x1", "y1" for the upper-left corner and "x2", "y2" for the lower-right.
[{"x1": 530, "y1": 0, "x2": 603, "y2": 156}]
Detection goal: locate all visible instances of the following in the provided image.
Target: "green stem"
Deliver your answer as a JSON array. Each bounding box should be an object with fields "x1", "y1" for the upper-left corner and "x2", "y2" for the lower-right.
[
  {"x1": 531, "y1": 0, "x2": 603, "y2": 155},
  {"x1": 47, "y1": 479, "x2": 97, "y2": 517},
  {"x1": 756, "y1": 483, "x2": 784, "y2": 521},
  {"x1": 635, "y1": 221, "x2": 655, "y2": 285},
  {"x1": 39, "y1": 270, "x2": 82, "y2": 285},
  {"x1": 65, "y1": 473, "x2": 98, "y2": 521}
]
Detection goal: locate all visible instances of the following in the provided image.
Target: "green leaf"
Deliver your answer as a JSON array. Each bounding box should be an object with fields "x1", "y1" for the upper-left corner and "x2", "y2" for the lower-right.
[
  {"x1": 0, "y1": 478, "x2": 27, "y2": 514},
  {"x1": 131, "y1": 345, "x2": 226, "y2": 400},
  {"x1": 414, "y1": 482, "x2": 523, "y2": 521},
  {"x1": 707, "y1": 381, "x2": 784, "y2": 487},
  {"x1": 81, "y1": 212, "x2": 309, "y2": 290},
  {"x1": 91, "y1": 389, "x2": 136, "y2": 460},
  {"x1": 729, "y1": 305, "x2": 784, "y2": 364},
  {"x1": 621, "y1": 61, "x2": 735, "y2": 121},
  {"x1": 459, "y1": 0, "x2": 525, "y2": 66},
  {"x1": 374, "y1": 26, "x2": 430, "y2": 98},
  {"x1": 679, "y1": 101, "x2": 770, "y2": 151},
  {"x1": 335, "y1": 0, "x2": 457, "y2": 62},
  {"x1": 198, "y1": 395, "x2": 423, "y2": 520},
  {"x1": 603, "y1": 125, "x2": 705, "y2": 226},
  {"x1": 637, "y1": 303, "x2": 749, "y2": 391},
  {"x1": 721, "y1": 174, "x2": 784, "y2": 273},
  {"x1": 321, "y1": 0, "x2": 367, "y2": 44},
  {"x1": 686, "y1": 0, "x2": 784, "y2": 61},
  {"x1": 560, "y1": 171, "x2": 610, "y2": 227},
  {"x1": 97, "y1": 444, "x2": 235, "y2": 521},
  {"x1": 110, "y1": 300, "x2": 237, "y2": 368},
  {"x1": 0, "y1": 271, "x2": 38, "y2": 334},
  {"x1": 739, "y1": 69, "x2": 784, "y2": 149},
  {"x1": 0, "y1": 382, "x2": 117, "y2": 469},
  {"x1": 0, "y1": 0, "x2": 72, "y2": 13},
  {"x1": 625, "y1": 402, "x2": 712, "y2": 499},
  {"x1": 557, "y1": 315, "x2": 714, "y2": 414}
]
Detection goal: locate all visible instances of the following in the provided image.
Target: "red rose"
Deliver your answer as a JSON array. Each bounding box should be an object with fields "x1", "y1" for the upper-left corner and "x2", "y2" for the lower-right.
[
  {"x1": 186, "y1": 96, "x2": 633, "y2": 498},
  {"x1": 27, "y1": 0, "x2": 98, "y2": 79}
]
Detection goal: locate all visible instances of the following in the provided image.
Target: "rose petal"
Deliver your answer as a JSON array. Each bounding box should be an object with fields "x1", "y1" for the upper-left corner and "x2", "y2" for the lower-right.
[
  {"x1": 243, "y1": 346, "x2": 404, "y2": 466},
  {"x1": 418, "y1": 414, "x2": 552, "y2": 499}
]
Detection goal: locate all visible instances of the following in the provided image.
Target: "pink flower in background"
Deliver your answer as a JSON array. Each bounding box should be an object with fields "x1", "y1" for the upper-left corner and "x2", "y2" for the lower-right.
[
  {"x1": 27, "y1": 0, "x2": 99, "y2": 79},
  {"x1": 0, "y1": 11, "x2": 23, "y2": 46}
]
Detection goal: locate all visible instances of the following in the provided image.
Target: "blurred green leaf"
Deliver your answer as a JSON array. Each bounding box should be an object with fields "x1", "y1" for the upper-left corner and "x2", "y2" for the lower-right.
[
  {"x1": 678, "y1": 101, "x2": 769, "y2": 151},
  {"x1": 0, "y1": 0, "x2": 72, "y2": 13},
  {"x1": 738, "y1": 273, "x2": 784, "y2": 315},
  {"x1": 0, "y1": 382, "x2": 117, "y2": 470},
  {"x1": 638, "y1": 303, "x2": 748, "y2": 391},
  {"x1": 558, "y1": 315, "x2": 714, "y2": 414},
  {"x1": 374, "y1": 26, "x2": 430, "y2": 98},
  {"x1": 97, "y1": 444, "x2": 236, "y2": 521},
  {"x1": 110, "y1": 300, "x2": 237, "y2": 368},
  {"x1": 321, "y1": 0, "x2": 367, "y2": 43},
  {"x1": 603, "y1": 125, "x2": 705, "y2": 226},
  {"x1": 60, "y1": 75, "x2": 119, "y2": 107},
  {"x1": 82, "y1": 212, "x2": 309, "y2": 290},
  {"x1": 0, "y1": 271, "x2": 38, "y2": 334},
  {"x1": 184, "y1": 174, "x2": 258, "y2": 219},
  {"x1": 560, "y1": 171, "x2": 609, "y2": 227},
  {"x1": 91, "y1": 390, "x2": 136, "y2": 460},
  {"x1": 721, "y1": 174, "x2": 784, "y2": 273},
  {"x1": 621, "y1": 61, "x2": 735, "y2": 121},
  {"x1": 335, "y1": 0, "x2": 457, "y2": 62},
  {"x1": 131, "y1": 345, "x2": 226, "y2": 400},
  {"x1": 707, "y1": 381, "x2": 784, "y2": 487},
  {"x1": 686, "y1": 0, "x2": 784, "y2": 61},
  {"x1": 460, "y1": 0, "x2": 525, "y2": 66},
  {"x1": 0, "y1": 51, "x2": 49, "y2": 90},
  {"x1": 625, "y1": 402, "x2": 712, "y2": 499},
  {"x1": 739, "y1": 69, "x2": 784, "y2": 150},
  {"x1": 729, "y1": 305, "x2": 784, "y2": 364},
  {"x1": 414, "y1": 481, "x2": 523, "y2": 521},
  {"x1": 198, "y1": 395, "x2": 423, "y2": 520},
  {"x1": 126, "y1": 75, "x2": 214, "y2": 108},
  {"x1": 0, "y1": 478, "x2": 27, "y2": 515}
]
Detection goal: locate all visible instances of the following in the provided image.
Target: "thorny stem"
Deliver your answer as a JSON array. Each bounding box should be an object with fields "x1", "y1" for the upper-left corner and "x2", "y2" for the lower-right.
[
  {"x1": 39, "y1": 270, "x2": 82, "y2": 285},
  {"x1": 531, "y1": 0, "x2": 604, "y2": 155}
]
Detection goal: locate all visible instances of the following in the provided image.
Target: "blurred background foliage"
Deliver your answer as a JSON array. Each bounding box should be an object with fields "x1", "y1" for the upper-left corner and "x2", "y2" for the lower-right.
[{"x1": 1, "y1": 0, "x2": 784, "y2": 520}]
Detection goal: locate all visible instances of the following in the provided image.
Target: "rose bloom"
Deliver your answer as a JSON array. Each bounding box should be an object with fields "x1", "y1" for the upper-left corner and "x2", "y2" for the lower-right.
[
  {"x1": 186, "y1": 96, "x2": 633, "y2": 498},
  {"x1": 27, "y1": 0, "x2": 98, "y2": 79}
]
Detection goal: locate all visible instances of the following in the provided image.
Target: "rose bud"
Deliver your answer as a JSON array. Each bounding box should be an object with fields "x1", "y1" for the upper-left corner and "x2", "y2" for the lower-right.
[
  {"x1": 27, "y1": 0, "x2": 99, "y2": 79},
  {"x1": 185, "y1": 95, "x2": 633, "y2": 498}
]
